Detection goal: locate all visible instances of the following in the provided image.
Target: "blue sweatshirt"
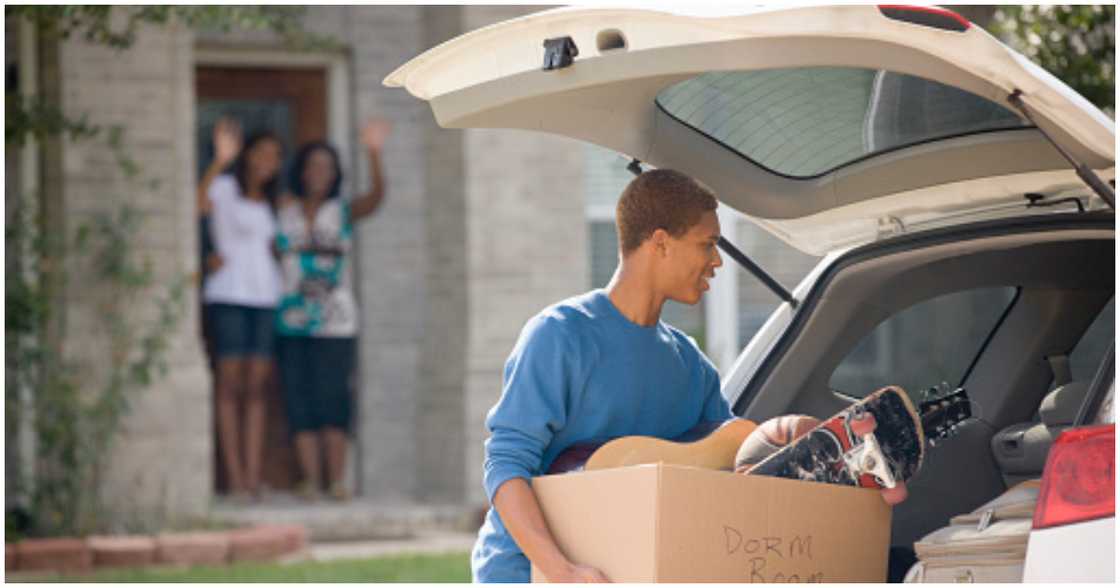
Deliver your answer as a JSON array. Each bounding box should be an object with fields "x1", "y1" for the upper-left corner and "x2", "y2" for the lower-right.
[{"x1": 471, "y1": 289, "x2": 733, "y2": 583}]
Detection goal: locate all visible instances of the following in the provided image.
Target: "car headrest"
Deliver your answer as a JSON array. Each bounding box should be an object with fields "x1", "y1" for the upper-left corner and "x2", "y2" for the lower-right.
[{"x1": 1039, "y1": 381, "x2": 1089, "y2": 428}]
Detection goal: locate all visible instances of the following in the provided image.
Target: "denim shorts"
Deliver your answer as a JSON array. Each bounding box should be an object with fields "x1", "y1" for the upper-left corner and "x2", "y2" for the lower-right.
[{"x1": 206, "y1": 303, "x2": 276, "y2": 359}]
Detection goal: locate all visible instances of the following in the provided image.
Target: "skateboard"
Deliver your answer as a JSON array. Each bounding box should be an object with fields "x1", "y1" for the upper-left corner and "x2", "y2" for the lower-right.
[
  {"x1": 744, "y1": 385, "x2": 971, "y2": 504},
  {"x1": 547, "y1": 418, "x2": 758, "y2": 475}
]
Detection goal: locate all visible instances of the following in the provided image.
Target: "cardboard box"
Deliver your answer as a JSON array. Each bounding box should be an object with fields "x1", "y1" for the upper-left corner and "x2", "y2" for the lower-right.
[{"x1": 530, "y1": 463, "x2": 891, "y2": 582}]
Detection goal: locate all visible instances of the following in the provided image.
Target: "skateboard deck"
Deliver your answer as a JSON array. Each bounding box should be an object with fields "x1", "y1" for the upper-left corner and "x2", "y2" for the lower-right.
[
  {"x1": 745, "y1": 385, "x2": 970, "y2": 503},
  {"x1": 547, "y1": 418, "x2": 758, "y2": 475}
]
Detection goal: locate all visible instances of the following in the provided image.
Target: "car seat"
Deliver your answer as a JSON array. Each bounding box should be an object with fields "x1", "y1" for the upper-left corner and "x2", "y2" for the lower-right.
[{"x1": 989, "y1": 375, "x2": 1089, "y2": 488}]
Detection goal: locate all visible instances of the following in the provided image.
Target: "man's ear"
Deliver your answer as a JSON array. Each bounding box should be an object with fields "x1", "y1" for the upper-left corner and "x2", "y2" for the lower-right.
[{"x1": 650, "y1": 228, "x2": 671, "y2": 257}]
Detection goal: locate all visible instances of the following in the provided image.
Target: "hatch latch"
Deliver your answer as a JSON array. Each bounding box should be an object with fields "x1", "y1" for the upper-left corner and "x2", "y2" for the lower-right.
[
  {"x1": 542, "y1": 36, "x2": 579, "y2": 71},
  {"x1": 1025, "y1": 192, "x2": 1086, "y2": 213}
]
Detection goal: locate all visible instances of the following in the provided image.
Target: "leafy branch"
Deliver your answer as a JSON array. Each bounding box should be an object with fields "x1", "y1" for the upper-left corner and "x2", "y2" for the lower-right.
[
  {"x1": 992, "y1": 5, "x2": 1115, "y2": 113},
  {"x1": 4, "y1": 4, "x2": 334, "y2": 537},
  {"x1": 5, "y1": 5, "x2": 338, "y2": 51},
  {"x1": 9, "y1": 198, "x2": 190, "y2": 537}
]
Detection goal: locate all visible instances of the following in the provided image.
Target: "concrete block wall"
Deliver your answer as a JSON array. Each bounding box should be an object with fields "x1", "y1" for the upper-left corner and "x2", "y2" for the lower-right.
[
  {"x1": 461, "y1": 127, "x2": 588, "y2": 506},
  {"x1": 459, "y1": 3, "x2": 584, "y2": 509},
  {"x1": 343, "y1": 6, "x2": 432, "y2": 504},
  {"x1": 414, "y1": 6, "x2": 470, "y2": 504},
  {"x1": 58, "y1": 20, "x2": 212, "y2": 527}
]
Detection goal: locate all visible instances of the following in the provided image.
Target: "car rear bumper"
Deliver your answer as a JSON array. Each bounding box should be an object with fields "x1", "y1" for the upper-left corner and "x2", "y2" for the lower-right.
[{"x1": 1023, "y1": 516, "x2": 1115, "y2": 582}]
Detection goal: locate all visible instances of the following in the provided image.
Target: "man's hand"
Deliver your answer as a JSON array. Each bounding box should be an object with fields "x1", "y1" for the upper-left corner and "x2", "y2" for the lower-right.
[
  {"x1": 879, "y1": 483, "x2": 908, "y2": 506},
  {"x1": 491, "y1": 478, "x2": 612, "y2": 583},
  {"x1": 735, "y1": 414, "x2": 909, "y2": 506}
]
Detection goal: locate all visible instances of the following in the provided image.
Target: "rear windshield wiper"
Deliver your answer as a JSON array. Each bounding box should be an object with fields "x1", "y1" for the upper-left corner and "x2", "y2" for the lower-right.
[{"x1": 1008, "y1": 90, "x2": 1115, "y2": 209}]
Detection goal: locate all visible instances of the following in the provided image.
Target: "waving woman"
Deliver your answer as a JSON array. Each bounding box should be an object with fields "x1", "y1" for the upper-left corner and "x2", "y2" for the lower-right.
[
  {"x1": 274, "y1": 119, "x2": 392, "y2": 500},
  {"x1": 198, "y1": 118, "x2": 284, "y2": 502}
]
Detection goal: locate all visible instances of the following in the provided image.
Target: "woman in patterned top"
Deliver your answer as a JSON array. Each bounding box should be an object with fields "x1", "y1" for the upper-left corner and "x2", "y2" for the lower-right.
[{"x1": 275, "y1": 119, "x2": 391, "y2": 501}]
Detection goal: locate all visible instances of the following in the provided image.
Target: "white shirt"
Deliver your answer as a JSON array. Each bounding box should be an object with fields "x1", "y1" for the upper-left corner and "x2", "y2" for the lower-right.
[{"x1": 202, "y1": 174, "x2": 282, "y2": 308}]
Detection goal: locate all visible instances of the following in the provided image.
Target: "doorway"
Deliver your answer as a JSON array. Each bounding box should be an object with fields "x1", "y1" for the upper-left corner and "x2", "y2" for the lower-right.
[{"x1": 195, "y1": 65, "x2": 327, "y2": 494}]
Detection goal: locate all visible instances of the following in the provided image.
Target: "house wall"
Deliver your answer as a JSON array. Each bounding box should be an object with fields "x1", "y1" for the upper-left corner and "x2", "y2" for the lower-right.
[
  {"x1": 36, "y1": 5, "x2": 585, "y2": 523},
  {"x1": 459, "y1": 4, "x2": 589, "y2": 507},
  {"x1": 319, "y1": 5, "x2": 434, "y2": 503},
  {"x1": 414, "y1": 6, "x2": 470, "y2": 503},
  {"x1": 57, "y1": 21, "x2": 211, "y2": 527}
]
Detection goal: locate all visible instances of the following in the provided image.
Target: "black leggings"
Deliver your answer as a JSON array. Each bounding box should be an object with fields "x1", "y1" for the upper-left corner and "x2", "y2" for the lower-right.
[{"x1": 276, "y1": 336, "x2": 355, "y2": 435}]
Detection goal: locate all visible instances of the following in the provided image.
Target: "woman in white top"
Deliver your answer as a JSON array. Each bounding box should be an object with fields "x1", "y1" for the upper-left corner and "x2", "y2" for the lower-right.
[{"x1": 197, "y1": 119, "x2": 283, "y2": 501}]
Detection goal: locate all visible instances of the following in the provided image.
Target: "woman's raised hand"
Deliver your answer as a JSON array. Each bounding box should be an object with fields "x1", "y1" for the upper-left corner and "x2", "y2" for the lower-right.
[
  {"x1": 360, "y1": 118, "x2": 392, "y2": 152},
  {"x1": 213, "y1": 117, "x2": 243, "y2": 166}
]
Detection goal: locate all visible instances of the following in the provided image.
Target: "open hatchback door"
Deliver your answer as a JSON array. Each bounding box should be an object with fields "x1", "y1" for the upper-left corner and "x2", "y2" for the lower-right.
[{"x1": 386, "y1": 5, "x2": 1115, "y2": 255}]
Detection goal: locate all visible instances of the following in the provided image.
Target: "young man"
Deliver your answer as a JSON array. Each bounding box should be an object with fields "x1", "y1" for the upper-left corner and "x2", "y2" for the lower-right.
[{"x1": 471, "y1": 169, "x2": 728, "y2": 583}]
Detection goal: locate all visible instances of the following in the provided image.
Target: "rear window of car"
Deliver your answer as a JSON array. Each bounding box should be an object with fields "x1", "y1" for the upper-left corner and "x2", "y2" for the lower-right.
[
  {"x1": 1069, "y1": 296, "x2": 1114, "y2": 382},
  {"x1": 829, "y1": 287, "x2": 1019, "y2": 402},
  {"x1": 655, "y1": 67, "x2": 1030, "y2": 178}
]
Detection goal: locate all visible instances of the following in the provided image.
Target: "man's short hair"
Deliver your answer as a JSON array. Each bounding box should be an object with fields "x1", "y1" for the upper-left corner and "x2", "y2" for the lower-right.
[{"x1": 616, "y1": 169, "x2": 718, "y2": 255}]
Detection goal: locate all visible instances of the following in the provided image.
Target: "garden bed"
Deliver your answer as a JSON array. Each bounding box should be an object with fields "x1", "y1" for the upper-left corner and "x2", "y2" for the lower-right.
[{"x1": 6, "y1": 524, "x2": 307, "y2": 576}]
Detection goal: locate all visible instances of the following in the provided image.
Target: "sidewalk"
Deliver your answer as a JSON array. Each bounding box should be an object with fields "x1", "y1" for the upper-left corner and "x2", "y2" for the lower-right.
[
  {"x1": 211, "y1": 493, "x2": 482, "y2": 542},
  {"x1": 306, "y1": 530, "x2": 477, "y2": 562}
]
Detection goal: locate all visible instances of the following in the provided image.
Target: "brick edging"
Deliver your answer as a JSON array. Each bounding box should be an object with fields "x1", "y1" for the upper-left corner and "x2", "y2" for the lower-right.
[{"x1": 7, "y1": 523, "x2": 308, "y2": 575}]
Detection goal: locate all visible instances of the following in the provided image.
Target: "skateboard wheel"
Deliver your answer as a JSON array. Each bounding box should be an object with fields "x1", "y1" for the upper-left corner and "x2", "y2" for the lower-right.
[
  {"x1": 850, "y1": 413, "x2": 877, "y2": 436},
  {"x1": 880, "y1": 482, "x2": 908, "y2": 506}
]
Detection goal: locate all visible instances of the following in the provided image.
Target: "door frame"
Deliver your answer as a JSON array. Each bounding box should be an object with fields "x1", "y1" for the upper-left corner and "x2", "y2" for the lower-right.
[
  {"x1": 192, "y1": 44, "x2": 361, "y2": 495},
  {"x1": 194, "y1": 46, "x2": 353, "y2": 174}
]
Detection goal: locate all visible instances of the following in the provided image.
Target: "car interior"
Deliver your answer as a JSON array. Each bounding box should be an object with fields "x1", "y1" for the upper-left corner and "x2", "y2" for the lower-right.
[{"x1": 730, "y1": 211, "x2": 1114, "y2": 562}]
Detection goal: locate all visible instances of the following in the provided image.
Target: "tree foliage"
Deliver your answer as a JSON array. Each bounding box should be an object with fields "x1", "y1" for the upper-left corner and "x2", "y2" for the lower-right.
[
  {"x1": 5, "y1": 5, "x2": 336, "y2": 149},
  {"x1": 7, "y1": 200, "x2": 189, "y2": 537},
  {"x1": 5, "y1": 5, "x2": 334, "y2": 50},
  {"x1": 992, "y1": 5, "x2": 1115, "y2": 113}
]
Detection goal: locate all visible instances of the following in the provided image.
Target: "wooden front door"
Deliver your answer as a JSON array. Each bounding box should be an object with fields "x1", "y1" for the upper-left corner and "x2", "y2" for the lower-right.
[{"x1": 196, "y1": 65, "x2": 327, "y2": 494}]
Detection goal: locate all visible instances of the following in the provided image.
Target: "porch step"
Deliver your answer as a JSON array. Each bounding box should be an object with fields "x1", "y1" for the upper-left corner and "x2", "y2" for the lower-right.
[{"x1": 210, "y1": 496, "x2": 480, "y2": 542}]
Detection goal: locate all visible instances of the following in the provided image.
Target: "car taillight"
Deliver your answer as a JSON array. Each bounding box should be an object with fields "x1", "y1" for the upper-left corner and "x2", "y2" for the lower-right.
[
  {"x1": 1032, "y1": 424, "x2": 1115, "y2": 530},
  {"x1": 878, "y1": 5, "x2": 971, "y2": 32}
]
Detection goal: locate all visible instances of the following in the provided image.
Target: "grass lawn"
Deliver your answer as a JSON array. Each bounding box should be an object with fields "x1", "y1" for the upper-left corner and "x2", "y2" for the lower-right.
[{"x1": 11, "y1": 551, "x2": 472, "y2": 583}]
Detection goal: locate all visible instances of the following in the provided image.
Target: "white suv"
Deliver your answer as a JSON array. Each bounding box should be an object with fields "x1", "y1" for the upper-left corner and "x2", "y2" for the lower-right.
[{"x1": 387, "y1": 5, "x2": 1115, "y2": 582}]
